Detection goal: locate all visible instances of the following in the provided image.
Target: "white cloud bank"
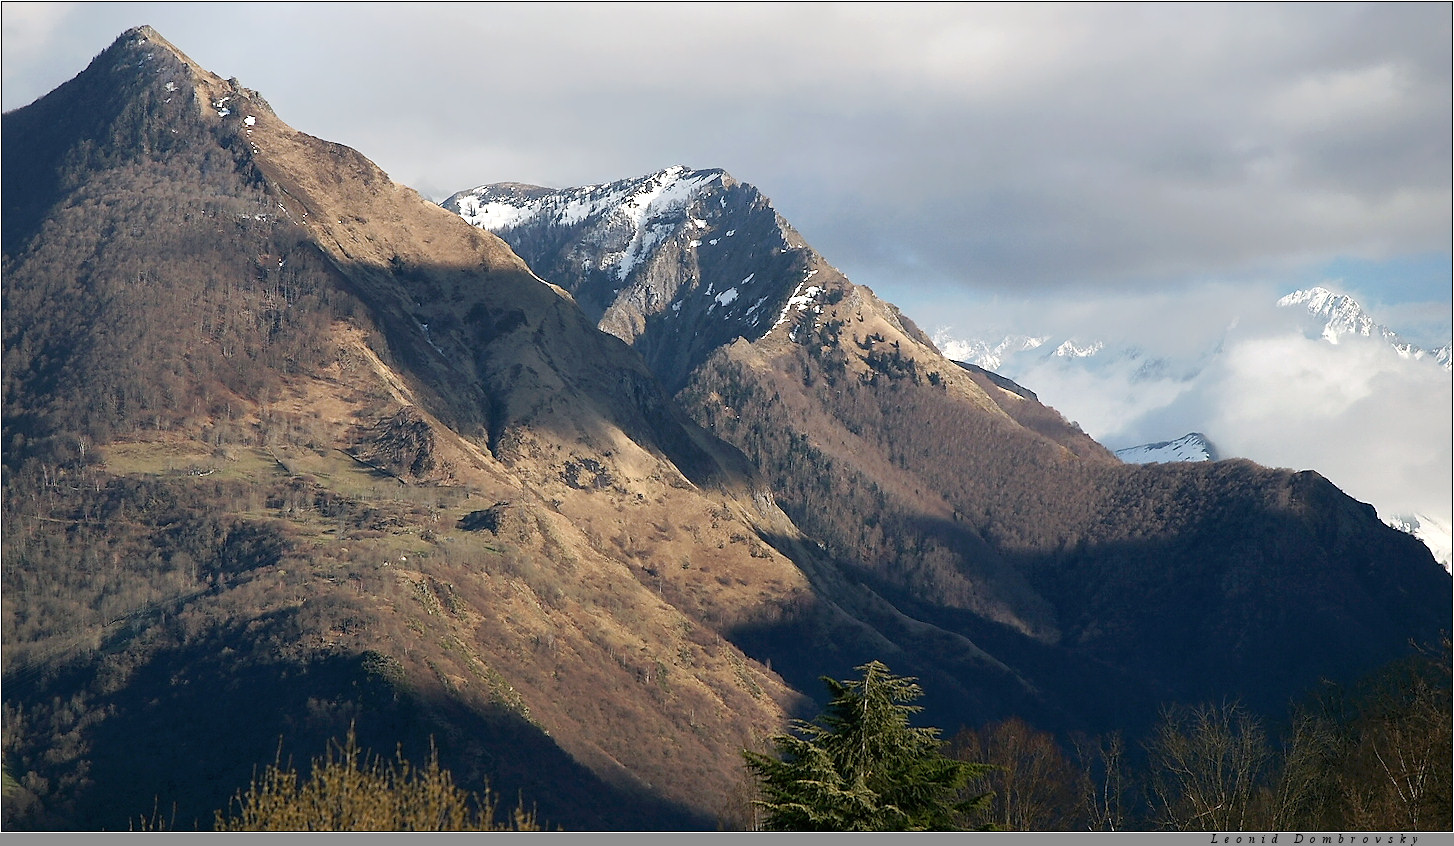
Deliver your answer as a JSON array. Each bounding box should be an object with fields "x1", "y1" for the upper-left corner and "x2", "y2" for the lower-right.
[{"x1": 935, "y1": 289, "x2": 1452, "y2": 538}]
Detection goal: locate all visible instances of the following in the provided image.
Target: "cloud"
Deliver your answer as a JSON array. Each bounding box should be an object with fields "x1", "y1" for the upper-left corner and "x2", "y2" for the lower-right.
[
  {"x1": 936, "y1": 289, "x2": 1452, "y2": 529},
  {"x1": 4, "y1": 4, "x2": 1447, "y2": 304},
  {"x1": 1196, "y1": 331, "x2": 1451, "y2": 522}
]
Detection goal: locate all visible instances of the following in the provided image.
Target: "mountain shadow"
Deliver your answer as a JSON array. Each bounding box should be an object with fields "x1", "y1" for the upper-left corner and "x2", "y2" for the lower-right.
[
  {"x1": 3, "y1": 610, "x2": 706, "y2": 831},
  {"x1": 460, "y1": 163, "x2": 1451, "y2": 751}
]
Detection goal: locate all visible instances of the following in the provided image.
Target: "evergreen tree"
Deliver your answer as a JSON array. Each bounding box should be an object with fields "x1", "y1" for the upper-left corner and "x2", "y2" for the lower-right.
[{"x1": 743, "y1": 660, "x2": 994, "y2": 830}]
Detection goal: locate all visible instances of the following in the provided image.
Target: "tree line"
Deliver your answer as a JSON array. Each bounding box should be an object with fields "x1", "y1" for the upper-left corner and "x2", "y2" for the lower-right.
[
  {"x1": 745, "y1": 651, "x2": 1451, "y2": 832},
  {"x1": 6, "y1": 646, "x2": 1445, "y2": 831}
]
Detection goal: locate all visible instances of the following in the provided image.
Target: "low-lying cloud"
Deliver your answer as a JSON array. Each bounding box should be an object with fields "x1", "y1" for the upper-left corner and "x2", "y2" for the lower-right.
[{"x1": 935, "y1": 288, "x2": 1453, "y2": 531}]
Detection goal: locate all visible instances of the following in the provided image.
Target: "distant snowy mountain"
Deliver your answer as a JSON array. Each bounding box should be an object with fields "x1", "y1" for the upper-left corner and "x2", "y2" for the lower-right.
[
  {"x1": 1278, "y1": 286, "x2": 1449, "y2": 368},
  {"x1": 1114, "y1": 433, "x2": 1218, "y2": 464},
  {"x1": 1053, "y1": 339, "x2": 1104, "y2": 359},
  {"x1": 937, "y1": 334, "x2": 1048, "y2": 372},
  {"x1": 936, "y1": 284, "x2": 1451, "y2": 569},
  {"x1": 941, "y1": 285, "x2": 1450, "y2": 378}
]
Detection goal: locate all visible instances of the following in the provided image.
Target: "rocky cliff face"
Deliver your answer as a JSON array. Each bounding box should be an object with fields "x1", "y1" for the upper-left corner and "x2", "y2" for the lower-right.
[
  {"x1": 450, "y1": 165, "x2": 1450, "y2": 736},
  {"x1": 445, "y1": 166, "x2": 890, "y2": 391}
]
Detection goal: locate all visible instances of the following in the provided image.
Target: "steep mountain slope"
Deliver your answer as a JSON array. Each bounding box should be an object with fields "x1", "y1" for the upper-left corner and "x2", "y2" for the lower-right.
[
  {"x1": 453, "y1": 168, "x2": 1450, "y2": 733},
  {"x1": 1, "y1": 28, "x2": 844, "y2": 830}
]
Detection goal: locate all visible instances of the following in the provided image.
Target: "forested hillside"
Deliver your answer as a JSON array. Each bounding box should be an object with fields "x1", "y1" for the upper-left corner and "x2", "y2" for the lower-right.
[
  {"x1": 2, "y1": 26, "x2": 1447, "y2": 832},
  {"x1": 464, "y1": 167, "x2": 1451, "y2": 736},
  {"x1": 1, "y1": 26, "x2": 814, "y2": 830}
]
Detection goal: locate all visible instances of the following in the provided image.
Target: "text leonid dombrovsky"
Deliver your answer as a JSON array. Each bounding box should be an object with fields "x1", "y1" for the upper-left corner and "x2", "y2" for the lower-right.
[{"x1": 1211, "y1": 835, "x2": 1421, "y2": 844}]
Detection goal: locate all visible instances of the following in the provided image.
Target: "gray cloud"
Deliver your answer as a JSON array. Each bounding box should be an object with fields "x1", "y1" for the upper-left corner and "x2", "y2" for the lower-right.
[
  {"x1": 5, "y1": 3, "x2": 1448, "y2": 535},
  {"x1": 5, "y1": 3, "x2": 1447, "y2": 303}
]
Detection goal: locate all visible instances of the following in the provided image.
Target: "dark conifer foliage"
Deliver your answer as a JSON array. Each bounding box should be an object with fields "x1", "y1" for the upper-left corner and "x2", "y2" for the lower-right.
[{"x1": 745, "y1": 661, "x2": 993, "y2": 831}]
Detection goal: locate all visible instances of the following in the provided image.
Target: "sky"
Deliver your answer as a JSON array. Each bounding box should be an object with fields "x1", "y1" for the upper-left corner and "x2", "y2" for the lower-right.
[{"x1": 3, "y1": 2, "x2": 1451, "y2": 536}]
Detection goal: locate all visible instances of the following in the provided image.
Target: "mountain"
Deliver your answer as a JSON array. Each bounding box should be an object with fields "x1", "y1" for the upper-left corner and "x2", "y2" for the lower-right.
[
  {"x1": 451, "y1": 170, "x2": 1448, "y2": 735},
  {"x1": 1278, "y1": 286, "x2": 1449, "y2": 367},
  {"x1": 3, "y1": 28, "x2": 818, "y2": 831},
  {"x1": 443, "y1": 166, "x2": 837, "y2": 392},
  {"x1": 3, "y1": 28, "x2": 1448, "y2": 832},
  {"x1": 936, "y1": 286, "x2": 1452, "y2": 566},
  {"x1": 1114, "y1": 433, "x2": 1218, "y2": 464}
]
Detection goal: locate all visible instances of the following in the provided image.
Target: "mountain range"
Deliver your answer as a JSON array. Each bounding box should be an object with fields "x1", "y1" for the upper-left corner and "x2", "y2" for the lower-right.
[
  {"x1": 446, "y1": 169, "x2": 1447, "y2": 712},
  {"x1": 2, "y1": 27, "x2": 1448, "y2": 831},
  {"x1": 937, "y1": 286, "x2": 1452, "y2": 569},
  {"x1": 941, "y1": 286, "x2": 1452, "y2": 378}
]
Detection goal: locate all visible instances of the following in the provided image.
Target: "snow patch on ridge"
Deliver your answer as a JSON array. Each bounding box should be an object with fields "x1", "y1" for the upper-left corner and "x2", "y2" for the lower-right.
[
  {"x1": 1114, "y1": 433, "x2": 1217, "y2": 464},
  {"x1": 447, "y1": 166, "x2": 724, "y2": 283},
  {"x1": 773, "y1": 283, "x2": 823, "y2": 330}
]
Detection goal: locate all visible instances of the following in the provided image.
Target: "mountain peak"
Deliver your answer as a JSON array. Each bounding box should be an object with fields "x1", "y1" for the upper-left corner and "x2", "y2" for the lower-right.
[
  {"x1": 443, "y1": 164, "x2": 828, "y2": 389},
  {"x1": 1114, "y1": 432, "x2": 1219, "y2": 464},
  {"x1": 120, "y1": 24, "x2": 189, "y2": 62},
  {"x1": 1277, "y1": 285, "x2": 1445, "y2": 367}
]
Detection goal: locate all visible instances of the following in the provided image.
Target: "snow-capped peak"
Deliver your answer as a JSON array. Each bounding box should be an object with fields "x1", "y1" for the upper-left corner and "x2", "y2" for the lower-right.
[
  {"x1": 1054, "y1": 339, "x2": 1104, "y2": 358},
  {"x1": 442, "y1": 165, "x2": 831, "y2": 388},
  {"x1": 1277, "y1": 286, "x2": 1447, "y2": 368},
  {"x1": 1114, "y1": 432, "x2": 1218, "y2": 464},
  {"x1": 1278, "y1": 286, "x2": 1384, "y2": 342},
  {"x1": 932, "y1": 332, "x2": 1048, "y2": 371}
]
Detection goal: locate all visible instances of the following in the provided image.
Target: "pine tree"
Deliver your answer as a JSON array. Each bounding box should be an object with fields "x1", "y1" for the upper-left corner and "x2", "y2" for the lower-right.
[{"x1": 743, "y1": 660, "x2": 994, "y2": 830}]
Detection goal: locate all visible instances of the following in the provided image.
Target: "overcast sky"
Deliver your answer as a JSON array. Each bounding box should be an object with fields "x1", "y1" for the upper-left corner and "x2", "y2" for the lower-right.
[
  {"x1": 5, "y1": 3, "x2": 1450, "y2": 320},
  {"x1": 4, "y1": 2, "x2": 1450, "y2": 534}
]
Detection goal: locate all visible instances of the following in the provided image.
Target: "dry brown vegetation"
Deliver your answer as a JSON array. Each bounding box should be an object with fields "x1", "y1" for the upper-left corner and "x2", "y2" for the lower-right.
[
  {"x1": 209, "y1": 727, "x2": 540, "y2": 831},
  {"x1": 4, "y1": 25, "x2": 1447, "y2": 832},
  {"x1": 3, "y1": 27, "x2": 817, "y2": 830}
]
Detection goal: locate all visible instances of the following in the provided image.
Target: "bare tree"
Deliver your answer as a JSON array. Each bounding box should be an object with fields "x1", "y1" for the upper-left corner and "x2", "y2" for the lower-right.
[
  {"x1": 1071, "y1": 730, "x2": 1128, "y2": 831},
  {"x1": 1266, "y1": 706, "x2": 1339, "y2": 830},
  {"x1": 957, "y1": 717, "x2": 1081, "y2": 831},
  {"x1": 1144, "y1": 701, "x2": 1271, "y2": 831}
]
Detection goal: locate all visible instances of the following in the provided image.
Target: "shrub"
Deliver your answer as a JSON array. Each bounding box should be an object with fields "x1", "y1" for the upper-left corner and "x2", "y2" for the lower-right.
[{"x1": 214, "y1": 727, "x2": 538, "y2": 831}]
